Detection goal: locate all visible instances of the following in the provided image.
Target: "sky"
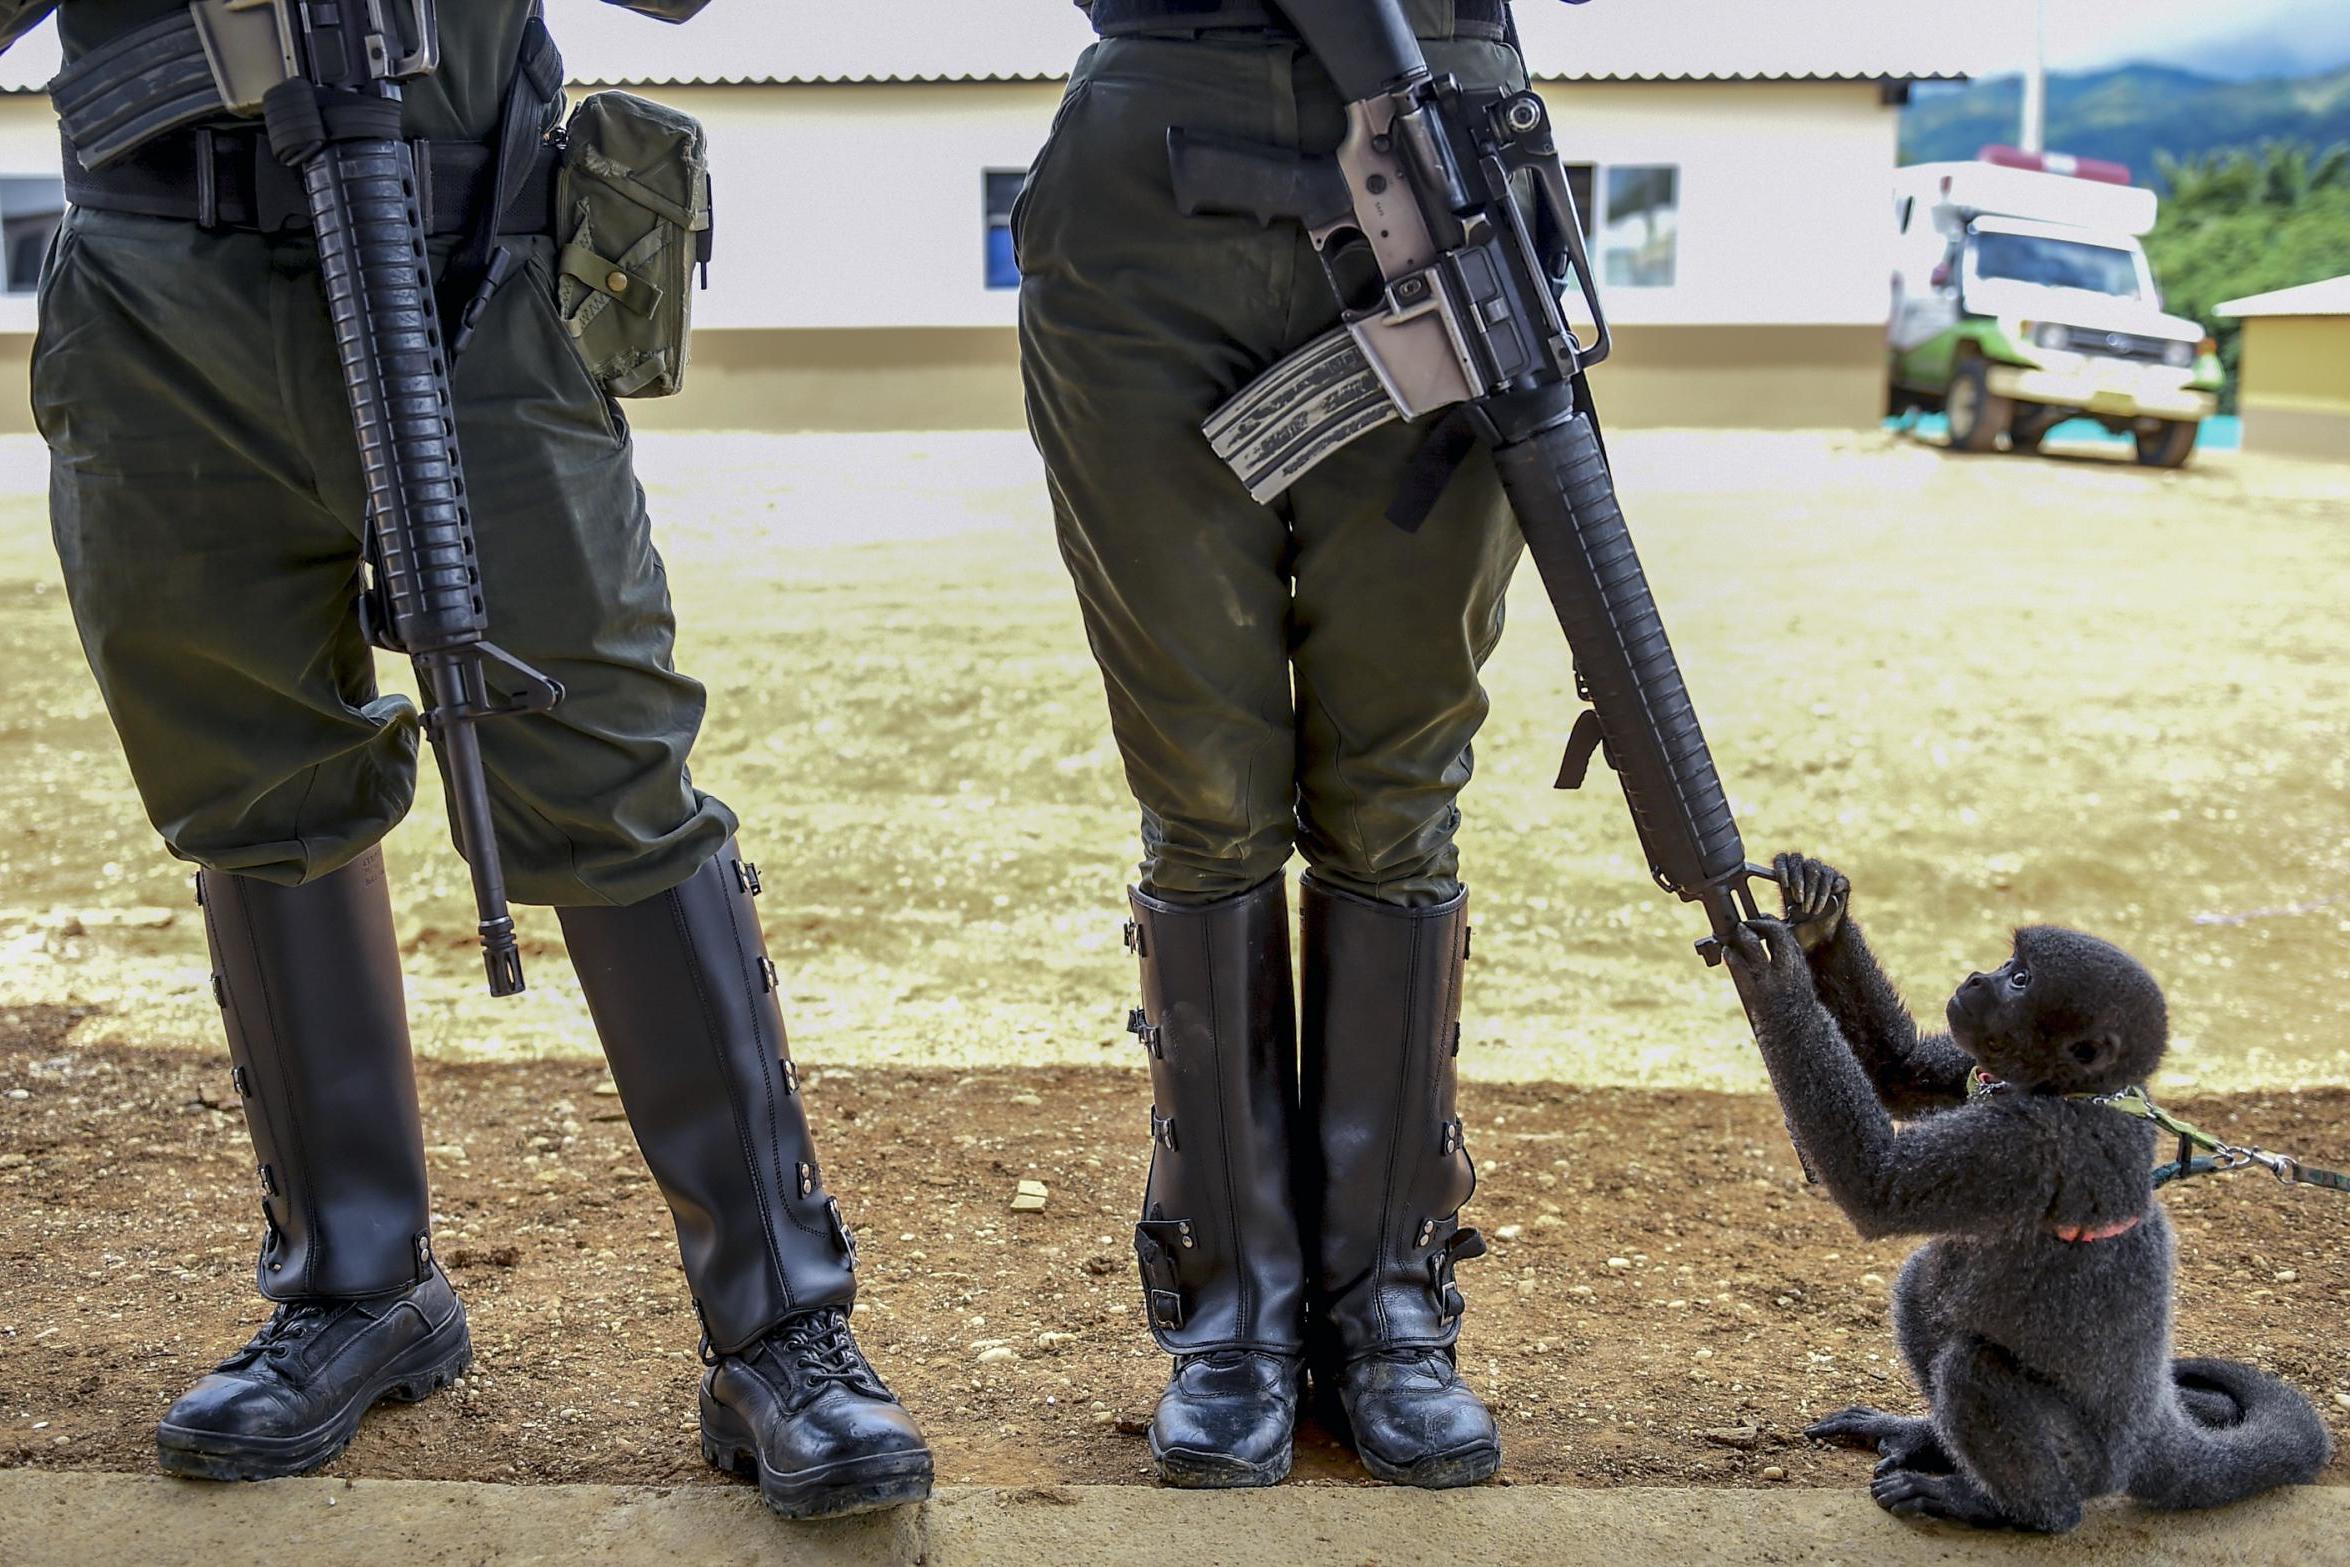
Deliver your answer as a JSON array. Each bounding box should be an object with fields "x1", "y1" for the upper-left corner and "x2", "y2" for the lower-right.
[{"x1": 2035, "y1": 0, "x2": 2350, "y2": 79}]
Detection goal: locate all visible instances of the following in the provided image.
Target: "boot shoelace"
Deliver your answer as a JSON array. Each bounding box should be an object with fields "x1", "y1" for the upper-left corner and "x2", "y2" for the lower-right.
[
  {"x1": 219, "y1": 1300, "x2": 355, "y2": 1375},
  {"x1": 759, "y1": 1308, "x2": 891, "y2": 1405}
]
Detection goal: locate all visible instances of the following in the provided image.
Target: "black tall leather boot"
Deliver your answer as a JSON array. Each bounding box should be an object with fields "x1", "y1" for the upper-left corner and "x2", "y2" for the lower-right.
[
  {"x1": 558, "y1": 842, "x2": 932, "y2": 1520},
  {"x1": 159, "y1": 848, "x2": 471, "y2": 1480},
  {"x1": 1127, "y1": 875, "x2": 1307, "y2": 1488},
  {"x1": 1299, "y1": 874, "x2": 1499, "y2": 1488}
]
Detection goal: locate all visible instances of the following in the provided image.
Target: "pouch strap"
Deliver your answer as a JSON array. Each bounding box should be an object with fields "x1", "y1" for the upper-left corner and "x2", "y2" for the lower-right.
[{"x1": 558, "y1": 239, "x2": 663, "y2": 316}]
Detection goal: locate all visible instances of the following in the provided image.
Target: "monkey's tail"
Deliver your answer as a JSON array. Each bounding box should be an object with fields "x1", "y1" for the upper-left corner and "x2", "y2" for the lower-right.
[{"x1": 2128, "y1": 1357, "x2": 2333, "y2": 1511}]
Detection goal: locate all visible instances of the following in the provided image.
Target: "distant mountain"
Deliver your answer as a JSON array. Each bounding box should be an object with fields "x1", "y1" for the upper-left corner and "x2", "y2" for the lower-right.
[{"x1": 1902, "y1": 64, "x2": 2350, "y2": 183}]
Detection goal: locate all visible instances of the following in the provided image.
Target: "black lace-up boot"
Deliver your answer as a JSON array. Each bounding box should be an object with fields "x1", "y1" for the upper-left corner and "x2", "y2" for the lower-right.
[
  {"x1": 1126, "y1": 876, "x2": 1307, "y2": 1488},
  {"x1": 700, "y1": 1306, "x2": 931, "y2": 1517},
  {"x1": 160, "y1": 849, "x2": 469, "y2": 1479},
  {"x1": 559, "y1": 842, "x2": 931, "y2": 1519},
  {"x1": 1299, "y1": 875, "x2": 1499, "y2": 1488}
]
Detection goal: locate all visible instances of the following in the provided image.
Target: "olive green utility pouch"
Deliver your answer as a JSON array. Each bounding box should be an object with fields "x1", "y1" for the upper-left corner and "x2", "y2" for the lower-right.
[{"x1": 553, "y1": 91, "x2": 712, "y2": 398}]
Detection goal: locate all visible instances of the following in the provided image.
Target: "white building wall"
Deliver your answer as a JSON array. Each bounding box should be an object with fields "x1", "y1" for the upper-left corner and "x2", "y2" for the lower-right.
[
  {"x1": 614, "y1": 77, "x2": 1896, "y2": 335},
  {"x1": 0, "y1": 75, "x2": 1897, "y2": 335},
  {"x1": 634, "y1": 81, "x2": 1063, "y2": 333},
  {"x1": 1540, "y1": 80, "x2": 1896, "y2": 327},
  {"x1": 0, "y1": 95, "x2": 62, "y2": 335}
]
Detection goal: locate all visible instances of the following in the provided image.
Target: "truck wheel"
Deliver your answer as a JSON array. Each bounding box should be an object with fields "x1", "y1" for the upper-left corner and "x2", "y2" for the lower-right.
[
  {"x1": 1945, "y1": 359, "x2": 2010, "y2": 454},
  {"x1": 2133, "y1": 420, "x2": 2198, "y2": 469}
]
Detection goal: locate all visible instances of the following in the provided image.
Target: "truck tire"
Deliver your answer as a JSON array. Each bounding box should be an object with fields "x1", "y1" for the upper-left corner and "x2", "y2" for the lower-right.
[
  {"x1": 2008, "y1": 406, "x2": 2063, "y2": 454},
  {"x1": 1945, "y1": 358, "x2": 2010, "y2": 454},
  {"x1": 2133, "y1": 420, "x2": 2198, "y2": 469}
]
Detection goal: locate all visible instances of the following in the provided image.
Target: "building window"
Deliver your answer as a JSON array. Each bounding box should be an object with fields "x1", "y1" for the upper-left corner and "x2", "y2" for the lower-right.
[
  {"x1": 1563, "y1": 163, "x2": 1597, "y2": 239},
  {"x1": 1, "y1": 176, "x2": 65, "y2": 294},
  {"x1": 1600, "y1": 164, "x2": 1678, "y2": 289},
  {"x1": 984, "y1": 169, "x2": 1024, "y2": 291}
]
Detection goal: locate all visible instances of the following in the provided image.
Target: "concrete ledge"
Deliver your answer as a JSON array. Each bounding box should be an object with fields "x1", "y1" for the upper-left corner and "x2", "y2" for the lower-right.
[{"x1": 5, "y1": 1469, "x2": 2343, "y2": 1567}]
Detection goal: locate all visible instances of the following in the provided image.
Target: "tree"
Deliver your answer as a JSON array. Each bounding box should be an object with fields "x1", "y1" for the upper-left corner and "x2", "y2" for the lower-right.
[{"x1": 2143, "y1": 141, "x2": 2350, "y2": 410}]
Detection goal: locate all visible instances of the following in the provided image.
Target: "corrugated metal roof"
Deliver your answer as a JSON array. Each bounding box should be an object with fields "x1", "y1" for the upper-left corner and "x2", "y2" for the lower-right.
[
  {"x1": 2218, "y1": 274, "x2": 2350, "y2": 318},
  {"x1": 0, "y1": 1, "x2": 2012, "y2": 94}
]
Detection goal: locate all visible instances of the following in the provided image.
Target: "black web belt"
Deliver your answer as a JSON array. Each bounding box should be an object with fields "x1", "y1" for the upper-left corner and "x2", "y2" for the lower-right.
[
  {"x1": 63, "y1": 126, "x2": 558, "y2": 238},
  {"x1": 1084, "y1": 0, "x2": 1511, "y2": 42}
]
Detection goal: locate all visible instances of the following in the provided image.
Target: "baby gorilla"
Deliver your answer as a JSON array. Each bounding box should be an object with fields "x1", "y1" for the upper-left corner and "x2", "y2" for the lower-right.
[{"x1": 1723, "y1": 855, "x2": 2330, "y2": 1533}]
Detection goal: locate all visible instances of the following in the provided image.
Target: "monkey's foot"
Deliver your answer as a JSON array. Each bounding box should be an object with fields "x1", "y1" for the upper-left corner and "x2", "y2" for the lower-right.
[
  {"x1": 1809, "y1": 1406, "x2": 1951, "y2": 1477},
  {"x1": 1870, "y1": 1469, "x2": 2067, "y2": 1533}
]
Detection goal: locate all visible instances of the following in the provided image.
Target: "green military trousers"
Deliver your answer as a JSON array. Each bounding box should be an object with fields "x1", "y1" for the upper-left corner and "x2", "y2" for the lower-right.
[
  {"x1": 34, "y1": 210, "x2": 733, "y2": 903},
  {"x1": 1017, "y1": 30, "x2": 1527, "y2": 908}
]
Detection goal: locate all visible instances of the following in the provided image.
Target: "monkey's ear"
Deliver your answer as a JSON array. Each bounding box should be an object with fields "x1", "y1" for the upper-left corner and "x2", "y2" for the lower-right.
[{"x1": 2066, "y1": 1033, "x2": 2120, "y2": 1074}]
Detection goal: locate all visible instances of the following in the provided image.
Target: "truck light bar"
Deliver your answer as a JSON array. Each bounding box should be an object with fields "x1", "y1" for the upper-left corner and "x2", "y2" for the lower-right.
[{"x1": 1978, "y1": 144, "x2": 2134, "y2": 186}]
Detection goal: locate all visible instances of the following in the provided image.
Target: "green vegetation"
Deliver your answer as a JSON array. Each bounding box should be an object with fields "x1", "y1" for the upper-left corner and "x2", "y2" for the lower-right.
[
  {"x1": 1901, "y1": 64, "x2": 2350, "y2": 176},
  {"x1": 2143, "y1": 143, "x2": 2350, "y2": 403}
]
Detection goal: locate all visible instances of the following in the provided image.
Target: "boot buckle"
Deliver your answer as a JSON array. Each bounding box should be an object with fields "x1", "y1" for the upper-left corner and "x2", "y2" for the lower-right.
[
  {"x1": 1463, "y1": 924, "x2": 1474, "y2": 959},
  {"x1": 1126, "y1": 1007, "x2": 1162, "y2": 1057},
  {"x1": 1133, "y1": 1219, "x2": 1190, "y2": 1330},
  {"x1": 230, "y1": 1065, "x2": 251, "y2": 1098},
  {"x1": 826, "y1": 1197, "x2": 858, "y2": 1269},
  {"x1": 796, "y1": 1160, "x2": 816, "y2": 1198},
  {"x1": 1428, "y1": 1225, "x2": 1485, "y2": 1324},
  {"x1": 781, "y1": 1058, "x2": 799, "y2": 1096},
  {"x1": 1439, "y1": 1117, "x2": 1463, "y2": 1157},
  {"x1": 1151, "y1": 1108, "x2": 1179, "y2": 1151},
  {"x1": 732, "y1": 859, "x2": 763, "y2": 896},
  {"x1": 210, "y1": 973, "x2": 227, "y2": 1008},
  {"x1": 756, "y1": 955, "x2": 779, "y2": 994},
  {"x1": 1122, "y1": 919, "x2": 1145, "y2": 957}
]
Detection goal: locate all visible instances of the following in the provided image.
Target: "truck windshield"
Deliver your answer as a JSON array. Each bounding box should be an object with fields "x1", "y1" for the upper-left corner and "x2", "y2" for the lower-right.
[{"x1": 1970, "y1": 231, "x2": 2142, "y2": 297}]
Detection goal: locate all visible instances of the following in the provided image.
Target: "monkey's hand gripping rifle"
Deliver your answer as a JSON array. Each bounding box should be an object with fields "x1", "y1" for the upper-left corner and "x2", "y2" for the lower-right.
[
  {"x1": 194, "y1": 0, "x2": 561, "y2": 994},
  {"x1": 1170, "y1": 1, "x2": 1784, "y2": 1003}
]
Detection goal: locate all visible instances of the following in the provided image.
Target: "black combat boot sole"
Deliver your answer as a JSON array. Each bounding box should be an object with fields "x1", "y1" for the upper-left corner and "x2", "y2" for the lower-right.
[
  {"x1": 700, "y1": 1395, "x2": 935, "y2": 1520},
  {"x1": 1353, "y1": 1437, "x2": 1501, "y2": 1489},
  {"x1": 155, "y1": 1315, "x2": 472, "y2": 1482},
  {"x1": 1149, "y1": 1433, "x2": 1294, "y2": 1489},
  {"x1": 1318, "y1": 1383, "x2": 1501, "y2": 1490}
]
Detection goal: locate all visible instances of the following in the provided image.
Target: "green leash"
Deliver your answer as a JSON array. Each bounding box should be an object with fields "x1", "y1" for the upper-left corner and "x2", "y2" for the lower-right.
[
  {"x1": 2091, "y1": 1086, "x2": 2350, "y2": 1193},
  {"x1": 1968, "y1": 1071, "x2": 2350, "y2": 1194}
]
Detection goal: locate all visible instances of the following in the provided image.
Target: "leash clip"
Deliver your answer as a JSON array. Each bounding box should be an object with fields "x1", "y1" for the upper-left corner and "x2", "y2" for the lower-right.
[{"x1": 2246, "y1": 1148, "x2": 2299, "y2": 1184}]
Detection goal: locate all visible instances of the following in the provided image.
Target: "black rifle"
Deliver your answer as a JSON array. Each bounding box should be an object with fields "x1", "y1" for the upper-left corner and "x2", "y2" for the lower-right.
[
  {"x1": 227, "y1": 0, "x2": 561, "y2": 994},
  {"x1": 1169, "y1": 3, "x2": 1795, "y2": 1010}
]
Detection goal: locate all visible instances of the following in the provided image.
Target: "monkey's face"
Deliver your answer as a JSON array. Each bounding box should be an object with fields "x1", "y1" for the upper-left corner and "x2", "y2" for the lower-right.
[
  {"x1": 1945, "y1": 927, "x2": 2167, "y2": 1095},
  {"x1": 1945, "y1": 953, "x2": 2033, "y2": 1065}
]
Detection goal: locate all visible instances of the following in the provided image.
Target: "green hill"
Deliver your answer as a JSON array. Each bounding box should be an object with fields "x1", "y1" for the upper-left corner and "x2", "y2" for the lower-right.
[{"x1": 1901, "y1": 64, "x2": 2350, "y2": 181}]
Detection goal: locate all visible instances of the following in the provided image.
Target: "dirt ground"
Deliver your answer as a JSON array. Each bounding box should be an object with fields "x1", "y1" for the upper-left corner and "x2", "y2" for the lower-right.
[
  {"x1": 0, "y1": 430, "x2": 2345, "y2": 1091},
  {"x1": 4, "y1": 1012, "x2": 2346, "y2": 1493}
]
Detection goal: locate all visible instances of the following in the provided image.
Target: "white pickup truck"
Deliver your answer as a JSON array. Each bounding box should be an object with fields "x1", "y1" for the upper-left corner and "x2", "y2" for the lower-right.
[{"x1": 1888, "y1": 148, "x2": 2223, "y2": 467}]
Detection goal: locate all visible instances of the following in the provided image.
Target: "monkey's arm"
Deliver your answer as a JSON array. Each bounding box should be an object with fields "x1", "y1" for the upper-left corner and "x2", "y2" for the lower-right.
[
  {"x1": 1729, "y1": 920, "x2": 2055, "y2": 1239},
  {"x1": 1810, "y1": 920, "x2": 1975, "y2": 1115},
  {"x1": 1772, "y1": 855, "x2": 1971, "y2": 1115}
]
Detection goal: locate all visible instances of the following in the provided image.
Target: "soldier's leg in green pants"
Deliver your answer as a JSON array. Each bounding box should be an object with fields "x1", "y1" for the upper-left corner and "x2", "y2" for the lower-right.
[
  {"x1": 1019, "y1": 27, "x2": 1524, "y2": 1491},
  {"x1": 37, "y1": 212, "x2": 730, "y2": 901},
  {"x1": 1018, "y1": 34, "x2": 1525, "y2": 906},
  {"x1": 38, "y1": 205, "x2": 928, "y2": 1506}
]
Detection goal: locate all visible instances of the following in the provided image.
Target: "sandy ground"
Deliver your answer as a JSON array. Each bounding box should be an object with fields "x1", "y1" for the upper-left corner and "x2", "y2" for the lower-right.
[
  {"x1": 0, "y1": 428, "x2": 2344, "y2": 1092},
  {"x1": 3, "y1": 1020, "x2": 2346, "y2": 1493}
]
